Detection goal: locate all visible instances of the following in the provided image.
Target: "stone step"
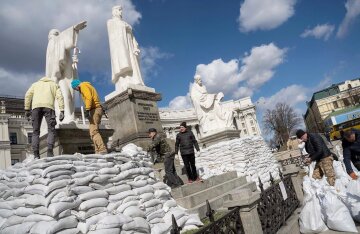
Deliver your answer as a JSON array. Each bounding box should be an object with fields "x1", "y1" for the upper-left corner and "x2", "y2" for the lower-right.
[
  {"x1": 175, "y1": 176, "x2": 247, "y2": 209},
  {"x1": 187, "y1": 181, "x2": 257, "y2": 218},
  {"x1": 171, "y1": 171, "x2": 238, "y2": 199}
]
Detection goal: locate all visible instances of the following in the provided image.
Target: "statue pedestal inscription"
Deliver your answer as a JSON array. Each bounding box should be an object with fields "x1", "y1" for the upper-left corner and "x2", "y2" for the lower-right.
[
  {"x1": 104, "y1": 85, "x2": 163, "y2": 149},
  {"x1": 39, "y1": 124, "x2": 114, "y2": 157}
]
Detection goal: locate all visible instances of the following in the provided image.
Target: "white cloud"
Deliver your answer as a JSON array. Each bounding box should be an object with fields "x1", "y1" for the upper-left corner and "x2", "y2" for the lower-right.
[
  {"x1": 256, "y1": 84, "x2": 308, "y2": 111},
  {"x1": 168, "y1": 93, "x2": 192, "y2": 109},
  {"x1": 337, "y1": 0, "x2": 360, "y2": 38},
  {"x1": 140, "y1": 46, "x2": 172, "y2": 79},
  {"x1": 0, "y1": 0, "x2": 141, "y2": 74},
  {"x1": 195, "y1": 43, "x2": 287, "y2": 99},
  {"x1": 301, "y1": 24, "x2": 335, "y2": 41},
  {"x1": 0, "y1": 67, "x2": 41, "y2": 97},
  {"x1": 238, "y1": 0, "x2": 296, "y2": 32}
]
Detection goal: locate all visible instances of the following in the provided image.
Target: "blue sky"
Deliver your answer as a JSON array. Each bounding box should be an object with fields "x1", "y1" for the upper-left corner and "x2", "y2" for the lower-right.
[{"x1": 0, "y1": 0, "x2": 360, "y2": 119}]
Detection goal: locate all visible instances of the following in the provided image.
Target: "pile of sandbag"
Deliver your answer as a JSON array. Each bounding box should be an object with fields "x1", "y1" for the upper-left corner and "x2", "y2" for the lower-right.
[
  {"x1": 299, "y1": 159, "x2": 360, "y2": 233},
  {"x1": 0, "y1": 143, "x2": 203, "y2": 234},
  {"x1": 193, "y1": 136, "x2": 280, "y2": 189}
]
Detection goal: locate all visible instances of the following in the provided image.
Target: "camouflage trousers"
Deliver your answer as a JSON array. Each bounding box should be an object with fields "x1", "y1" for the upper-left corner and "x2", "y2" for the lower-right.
[{"x1": 313, "y1": 156, "x2": 335, "y2": 186}]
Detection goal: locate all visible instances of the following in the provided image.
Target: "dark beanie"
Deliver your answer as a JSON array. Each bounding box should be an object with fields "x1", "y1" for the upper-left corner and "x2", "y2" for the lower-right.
[
  {"x1": 148, "y1": 128, "x2": 157, "y2": 133},
  {"x1": 296, "y1": 129, "x2": 306, "y2": 139},
  {"x1": 180, "y1": 122, "x2": 187, "y2": 128}
]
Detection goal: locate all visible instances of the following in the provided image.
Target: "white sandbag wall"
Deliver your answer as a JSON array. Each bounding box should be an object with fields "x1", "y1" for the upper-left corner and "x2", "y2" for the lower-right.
[
  {"x1": 194, "y1": 136, "x2": 280, "y2": 189},
  {"x1": 0, "y1": 143, "x2": 203, "y2": 234},
  {"x1": 299, "y1": 160, "x2": 360, "y2": 233}
]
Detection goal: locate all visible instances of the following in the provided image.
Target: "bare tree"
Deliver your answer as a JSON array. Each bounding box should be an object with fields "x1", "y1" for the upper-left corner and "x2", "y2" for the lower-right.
[{"x1": 263, "y1": 102, "x2": 302, "y2": 146}]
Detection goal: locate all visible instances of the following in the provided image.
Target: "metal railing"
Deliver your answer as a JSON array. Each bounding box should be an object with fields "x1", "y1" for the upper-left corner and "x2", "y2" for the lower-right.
[
  {"x1": 171, "y1": 200, "x2": 245, "y2": 234},
  {"x1": 257, "y1": 170, "x2": 300, "y2": 234},
  {"x1": 278, "y1": 154, "x2": 307, "y2": 167}
]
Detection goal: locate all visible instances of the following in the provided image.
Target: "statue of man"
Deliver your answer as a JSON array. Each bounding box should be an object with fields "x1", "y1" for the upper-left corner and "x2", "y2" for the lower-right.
[
  {"x1": 45, "y1": 21, "x2": 87, "y2": 123},
  {"x1": 190, "y1": 75, "x2": 234, "y2": 134},
  {"x1": 107, "y1": 5, "x2": 144, "y2": 93}
]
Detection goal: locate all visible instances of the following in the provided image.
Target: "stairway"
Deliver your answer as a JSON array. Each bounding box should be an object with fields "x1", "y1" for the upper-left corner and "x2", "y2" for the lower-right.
[{"x1": 171, "y1": 171, "x2": 257, "y2": 218}]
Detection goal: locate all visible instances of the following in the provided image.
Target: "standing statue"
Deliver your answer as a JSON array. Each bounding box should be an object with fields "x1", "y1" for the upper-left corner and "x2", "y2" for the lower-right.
[
  {"x1": 46, "y1": 21, "x2": 87, "y2": 123},
  {"x1": 190, "y1": 75, "x2": 235, "y2": 134},
  {"x1": 107, "y1": 5, "x2": 144, "y2": 93}
]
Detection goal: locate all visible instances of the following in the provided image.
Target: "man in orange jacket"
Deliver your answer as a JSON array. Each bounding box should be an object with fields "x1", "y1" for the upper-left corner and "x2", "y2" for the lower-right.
[{"x1": 71, "y1": 79, "x2": 107, "y2": 154}]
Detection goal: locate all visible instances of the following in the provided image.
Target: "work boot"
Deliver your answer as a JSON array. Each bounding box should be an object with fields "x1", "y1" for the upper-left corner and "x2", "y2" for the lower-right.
[
  {"x1": 34, "y1": 150, "x2": 40, "y2": 159},
  {"x1": 47, "y1": 149, "x2": 54, "y2": 157},
  {"x1": 99, "y1": 150, "x2": 108, "y2": 155}
]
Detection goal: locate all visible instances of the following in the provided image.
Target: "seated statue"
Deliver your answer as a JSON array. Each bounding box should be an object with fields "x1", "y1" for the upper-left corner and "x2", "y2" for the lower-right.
[{"x1": 190, "y1": 75, "x2": 235, "y2": 134}]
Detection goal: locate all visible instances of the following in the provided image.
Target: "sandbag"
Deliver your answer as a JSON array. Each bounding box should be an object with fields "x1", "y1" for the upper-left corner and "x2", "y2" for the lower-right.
[
  {"x1": 122, "y1": 217, "x2": 150, "y2": 233},
  {"x1": 320, "y1": 190, "x2": 357, "y2": 232},
  {"x1": 90, "y1": 214, "x2": 133, "y2": 230}
]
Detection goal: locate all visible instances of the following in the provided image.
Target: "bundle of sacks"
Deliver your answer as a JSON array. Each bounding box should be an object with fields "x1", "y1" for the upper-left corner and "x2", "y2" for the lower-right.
[
  {"x1": 193, "y1": 136, "x2": 280, "y2": 189},
  {"x1": 0, "y1": 143, "x2": 203, "y2": 234},
  {"x1": 299, "y1": 159, "x2": 360, "y2": 233}
]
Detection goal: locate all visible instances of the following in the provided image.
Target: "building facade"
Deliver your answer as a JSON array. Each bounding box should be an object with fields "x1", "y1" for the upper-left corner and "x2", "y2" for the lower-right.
[
  {"x1": 304, "y1": 79, "x2": 360, "y2": 132},
  {"x1": 0, "y1": 95, "x2": 261, "y2": 167}
]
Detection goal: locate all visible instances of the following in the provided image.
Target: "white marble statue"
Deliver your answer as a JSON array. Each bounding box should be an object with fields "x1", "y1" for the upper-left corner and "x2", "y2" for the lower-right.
[
  {"x1": 45, "y1": 21, "x2": 87, "y2": 123},
  {"x1": 107, "y1": 5, "x2": 144, "y2": 94},
  {"x1": 190, "y1": 75, "x2": 235, "y2": 134}
]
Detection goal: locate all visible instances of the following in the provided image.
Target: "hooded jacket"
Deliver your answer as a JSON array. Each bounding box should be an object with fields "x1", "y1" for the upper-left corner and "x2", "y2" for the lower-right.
[
  {"x1": 342, "y1": 129, "x2": 360, "y2": 174},
  {"x1": 175, "y1": 130, "x2": 200, "y2": 155},
  {"x1": 79, "y1": 82, "x2": 101, "y2": 110},
  {"x1": 304, "y1": 133, "x2": 331, "y2": 162},
  {"x1": 24, "y1": 77, "x2": 64, "y2": 111}
]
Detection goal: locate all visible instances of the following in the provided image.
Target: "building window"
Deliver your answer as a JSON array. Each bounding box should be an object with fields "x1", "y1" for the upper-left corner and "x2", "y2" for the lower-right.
[
  {"x1": 244, "y1": 129, "x2": 247, "y2": 134},
  {"x1": 333, "y1": 101, "x2": 339, "y2": 109},
  {"x1": 252, "y1": 127, "x2": 256, "y2": 132},
  {"x1": 11, "y1": 159, "x2": 20, "y2": 165},
  {"x1": 9, "y1": 132, "x2": 17, "y2": 145},
  {"x1": 343, "y1": 98, "x2": 351, "y2": 107},
  {"x1": 242, "y1": 123, "x2": 245, "y2": 128},
  {"x1": 27, "y1": 132, "x2": 33, "y2": 144},
  {"x1": 250, "y1": 120, "x2": 254, "y2": 125}
]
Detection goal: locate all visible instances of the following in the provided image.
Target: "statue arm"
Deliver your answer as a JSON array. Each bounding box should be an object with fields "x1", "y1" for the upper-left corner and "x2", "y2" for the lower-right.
[
  {"x1": 24, "y1": 85, "x2": 35, "y2": 110},
  {"x1": 55, "y1": 84, "x2": 65, "y2": 111}
]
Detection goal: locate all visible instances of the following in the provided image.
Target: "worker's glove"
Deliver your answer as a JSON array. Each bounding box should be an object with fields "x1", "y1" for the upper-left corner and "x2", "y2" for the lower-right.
[
  {"x1": 84, "y1": 110, "x2": 91, "y2": 120},
  {"x1": 25, "y1": 110, "x2": 31, "y2": 119},
  {"x1": 59, "y1": 111, "x2": 65, "y2": 122},
  {"x1": 349, "y1": 172, "x2": 358, "y2": 180}
]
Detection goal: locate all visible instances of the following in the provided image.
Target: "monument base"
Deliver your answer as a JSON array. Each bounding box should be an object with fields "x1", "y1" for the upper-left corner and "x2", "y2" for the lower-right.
[
  {"x1": 104, "y1": 86, "x2": 163, "y2": 150},
  {"x1": 199, "y1": 129, "x2": 240, "y2": 148},
  {"x1": 39, "y1": 124, "x2": 114, "y2": 157}
]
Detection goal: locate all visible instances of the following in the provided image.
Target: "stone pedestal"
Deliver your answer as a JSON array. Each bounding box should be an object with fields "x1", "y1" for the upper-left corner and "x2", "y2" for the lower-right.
[
  {"x1": 223, "y1": 188, "x2": 263, "y2": 234},
  {"x1": 199, "y1": 129, "x2": 240, "y2": 148},
  {"x1": 39, "y1": 124, "x2": 114, "y2": 157},
  {"x1": 283, "y1": 164, "x2": 303, "y2": 204},
  {"x1": 104, "y1": 85, "x2": 162, "y2": 150}
]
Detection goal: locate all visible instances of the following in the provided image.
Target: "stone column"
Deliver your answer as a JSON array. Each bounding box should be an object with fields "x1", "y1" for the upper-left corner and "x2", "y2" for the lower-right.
[
  {"x1": 223, "y1": 187, "x2": 263, "y2": 234},
  {"x1": 283, "y1": 164, "x2": 303, "y2": 204},
  {"x1": 0, "y1": 113, "x2": 12, "y2": 169}
]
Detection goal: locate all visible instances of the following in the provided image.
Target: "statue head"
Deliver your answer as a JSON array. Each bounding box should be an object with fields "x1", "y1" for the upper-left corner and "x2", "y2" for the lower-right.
[
  {"x1": 48, "y1": 29, "x2": 60, "y2": 40},
  {"x1": 194, "y1": 74, "x2": 202, "y2": 86},
  {"x1": 112, "y1": 5, "x2": 123, "y2": 19}
]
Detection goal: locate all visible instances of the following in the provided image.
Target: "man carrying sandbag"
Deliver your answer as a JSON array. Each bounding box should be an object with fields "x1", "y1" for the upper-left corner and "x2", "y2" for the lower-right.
[
  {"x1": 342, "y1": 129, "x2": 360, "y2": 180},
  {"x1": 296, "y1": 129, "x2": 336, "y2": 186},
  {"x1": 24, "y1": 77, "x2": 65, "y2": 158},
  {"x1": 147, "y1": 128, "x2": 183, "y2": 188},
  {"x1": 71, "y1": 79, "x2": 107, "y2": 154}
]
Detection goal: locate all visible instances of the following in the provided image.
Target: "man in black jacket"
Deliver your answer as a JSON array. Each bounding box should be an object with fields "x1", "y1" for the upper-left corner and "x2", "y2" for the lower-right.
[
  {"x1": 296, "y1": 129, "x2": 335, "y2": 186},
  {"x1": 341, "y1": 129, "x2": 360, "y2": 180},
  {"x1": 175, "y1": 122, "x2": 202, "y2": 183}
]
